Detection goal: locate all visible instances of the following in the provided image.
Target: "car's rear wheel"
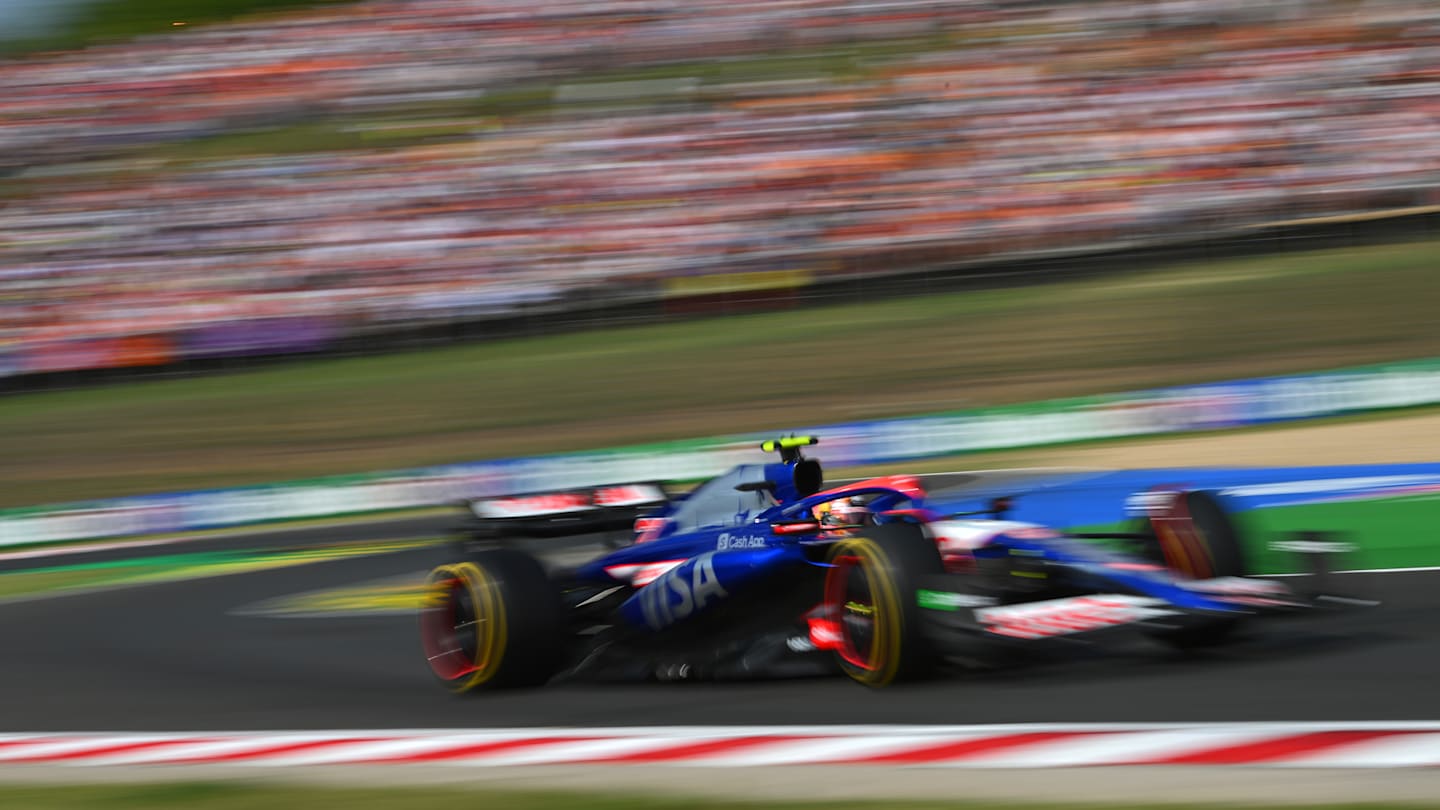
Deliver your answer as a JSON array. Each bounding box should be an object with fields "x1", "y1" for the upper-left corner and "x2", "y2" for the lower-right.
[
  {"x1": 824, "y1": 523, "x2": 944, "y2": 687},
  {"x1": 420, "y1": 549, "x2": 565, "y2": 692}
]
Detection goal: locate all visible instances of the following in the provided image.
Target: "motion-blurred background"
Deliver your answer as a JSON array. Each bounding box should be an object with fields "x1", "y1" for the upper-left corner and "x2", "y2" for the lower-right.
[{"x1": 2, "y1": 0, "x2": 1438, "y2": 507}]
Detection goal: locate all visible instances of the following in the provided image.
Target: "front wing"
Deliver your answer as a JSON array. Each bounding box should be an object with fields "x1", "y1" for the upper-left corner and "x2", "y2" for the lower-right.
[{"x1": 913, "y1": 574, "x2": 1350, "y2": 651}]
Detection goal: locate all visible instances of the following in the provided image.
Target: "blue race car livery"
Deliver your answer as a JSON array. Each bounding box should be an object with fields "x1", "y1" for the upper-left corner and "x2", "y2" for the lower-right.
[{"x1": 420, "y1": 436, "x2": 1362, "y2": 691}]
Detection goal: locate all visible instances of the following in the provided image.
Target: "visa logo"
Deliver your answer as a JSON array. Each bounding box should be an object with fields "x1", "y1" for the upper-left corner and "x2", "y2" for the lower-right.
[{"x1": 639, "y1": 552, "x2": 729, "y2": 630}]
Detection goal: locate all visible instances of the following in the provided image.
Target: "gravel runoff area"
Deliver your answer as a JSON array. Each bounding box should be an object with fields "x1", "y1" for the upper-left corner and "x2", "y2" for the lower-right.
[{"x1": 1001, "y1": 409, "x2": 1440, "y2": 470}]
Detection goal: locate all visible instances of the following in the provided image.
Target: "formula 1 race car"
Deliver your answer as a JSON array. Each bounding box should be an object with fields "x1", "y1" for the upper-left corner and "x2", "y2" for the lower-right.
[{"x1": 420, "y1": 436, "x2": 1358, "y2": 691}]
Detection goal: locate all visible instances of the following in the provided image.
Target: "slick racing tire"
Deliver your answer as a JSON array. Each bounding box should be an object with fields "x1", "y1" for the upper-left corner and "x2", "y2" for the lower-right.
[
  {"x1": 824, "y1": 522, "x2": 944, "y2": 687},
  {"x1": 1145, "y1": 490, "x2": 1246, "y2": 581},
  {"x1": 1139, "y1": 490, "x2": 1247, "y2": 649},
  {"x1": 420, "y1": 549, "x2": 564, "y2": 692}
]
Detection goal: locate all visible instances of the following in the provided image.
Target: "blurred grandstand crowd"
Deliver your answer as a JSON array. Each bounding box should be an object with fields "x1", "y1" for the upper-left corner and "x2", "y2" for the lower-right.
[{"x1": 1, "y1": 0, "x2": 1438, "y2": 376}]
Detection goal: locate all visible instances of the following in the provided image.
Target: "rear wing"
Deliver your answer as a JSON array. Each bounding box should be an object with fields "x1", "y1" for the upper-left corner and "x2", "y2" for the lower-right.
[{"x1": 461, "y1": 483, "x2": 669, "y2": 540}]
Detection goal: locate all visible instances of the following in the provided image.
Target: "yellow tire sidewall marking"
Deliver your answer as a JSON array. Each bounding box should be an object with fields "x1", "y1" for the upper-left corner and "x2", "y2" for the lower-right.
[
  {"x1": 434, "y1": 562, "x2": 508, "y2": 693},
  {"x1": 833, "y1": 537, "x2": 905, "y2": 687}
]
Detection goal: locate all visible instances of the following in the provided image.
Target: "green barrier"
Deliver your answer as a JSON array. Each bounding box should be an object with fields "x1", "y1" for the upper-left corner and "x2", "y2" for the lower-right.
[
  {"x1": 1077, "y1": 492, "x2": 1440, "y2": 575},
  {"x1": 1247, "y1": 493, "x2": 1440, "y2": 574},
  {"x1": 6, "y1": 356, "x2": 1440, "y2": 547}
]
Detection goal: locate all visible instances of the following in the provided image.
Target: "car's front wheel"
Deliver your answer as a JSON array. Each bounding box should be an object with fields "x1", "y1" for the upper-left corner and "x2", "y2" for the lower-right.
[
  {"x1": 823, "y1": 522, "x2": 944, "y2": 687},
  {"x1": 1139, "y1": 489, "x2": 1248, "y2": 648}
]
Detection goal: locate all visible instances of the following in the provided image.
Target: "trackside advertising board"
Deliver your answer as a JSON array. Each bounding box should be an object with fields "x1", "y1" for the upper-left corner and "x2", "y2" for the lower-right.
[{"x1": 3, "y1": 357, "x2": 1440, "y2": 547}]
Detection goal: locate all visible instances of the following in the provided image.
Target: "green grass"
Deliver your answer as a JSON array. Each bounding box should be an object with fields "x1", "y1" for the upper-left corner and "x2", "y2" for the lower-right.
[
  {"x1": 3, "y1": 238, "x2": 1439, "y2": 508},
  {"x1": 1, "y1": 0, "x2": 357, "y2": 55},
  {"x1": 0, "y1": 566, "x2": 164, "y2": 600},
  {"x1": 0, "y1": 538, "x2": 442, "y2": 601},
  {"x1": 0, "y1": 785, "x2": 1432, "y2": 810}
]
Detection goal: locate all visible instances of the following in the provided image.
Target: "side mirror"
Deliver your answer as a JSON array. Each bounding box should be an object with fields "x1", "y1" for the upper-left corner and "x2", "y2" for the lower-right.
[
  {"x1": 772, "y1": 519, "x2": 822, "y2": 536},
  {"x1": 735, "y1": 480, "x2": 777, "y2": 493}
]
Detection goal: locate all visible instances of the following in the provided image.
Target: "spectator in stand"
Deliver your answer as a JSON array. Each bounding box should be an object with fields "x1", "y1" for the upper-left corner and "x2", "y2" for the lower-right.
[{"x1": 1, "y1": 0, "x2": 1438, "y2": 373}]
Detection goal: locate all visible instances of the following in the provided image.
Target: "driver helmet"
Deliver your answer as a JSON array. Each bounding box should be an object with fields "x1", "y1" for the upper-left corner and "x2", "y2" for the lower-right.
[{"x1": 823, "y1": 495, "x2": 872, "y2": 527}]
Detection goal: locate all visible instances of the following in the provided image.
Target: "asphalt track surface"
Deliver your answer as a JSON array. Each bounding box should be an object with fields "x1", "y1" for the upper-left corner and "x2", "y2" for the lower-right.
[{"x1": 1, "y1": 473, "x2": 1437, "y2": 733}]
